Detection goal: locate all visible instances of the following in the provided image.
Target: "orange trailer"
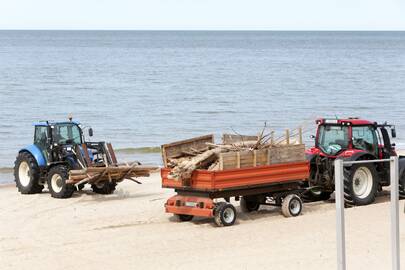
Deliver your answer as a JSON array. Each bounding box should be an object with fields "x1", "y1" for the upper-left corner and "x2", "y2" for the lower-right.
[{"x1": 162, "y1": 161, "x2": 309, "y2": 226}]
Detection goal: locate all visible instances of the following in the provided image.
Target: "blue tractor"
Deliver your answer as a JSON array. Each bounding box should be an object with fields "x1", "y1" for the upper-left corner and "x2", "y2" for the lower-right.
[{"x1": 14, "y1": 119, "x2": 119, "y2": 198}]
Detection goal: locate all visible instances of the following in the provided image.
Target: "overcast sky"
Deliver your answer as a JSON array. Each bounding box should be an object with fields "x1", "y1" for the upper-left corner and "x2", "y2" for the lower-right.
[{"x1": 1, "y1": 0, "x2": 405, "y2": 30}]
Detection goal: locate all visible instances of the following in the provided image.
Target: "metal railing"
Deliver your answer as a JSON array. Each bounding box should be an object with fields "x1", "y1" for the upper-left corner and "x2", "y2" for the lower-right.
[{"x1": 334, "y1": 157, "x2": 400, "y2": 270}]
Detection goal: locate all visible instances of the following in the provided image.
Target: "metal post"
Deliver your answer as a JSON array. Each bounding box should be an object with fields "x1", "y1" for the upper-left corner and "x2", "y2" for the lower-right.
[
  {"x1": 334, "y1": 159, "x2": 346, "y2": 270},
  {"x1": 390, "y1": 156, "x2": 400, "y2": 270}
]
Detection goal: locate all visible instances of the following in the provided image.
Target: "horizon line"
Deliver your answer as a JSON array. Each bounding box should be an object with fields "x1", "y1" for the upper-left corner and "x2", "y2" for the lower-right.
[{"x1": 0, "y1": 29, "x2": 405, "y2": 32}]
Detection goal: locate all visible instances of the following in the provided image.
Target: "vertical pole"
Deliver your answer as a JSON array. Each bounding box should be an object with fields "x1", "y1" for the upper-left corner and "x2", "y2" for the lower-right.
[
  {"x1": 299, "y1": 127, "x2": 303, "y2": 144},
  {"x1": 390, "y1": 156, "x2": 400, "y2": 270},
  {"x1": 335, "y1": 159, "x2": 346, "y2": 270},
  {"x1": 285, "y1": 129, "x2": 290, "y2": 145}
]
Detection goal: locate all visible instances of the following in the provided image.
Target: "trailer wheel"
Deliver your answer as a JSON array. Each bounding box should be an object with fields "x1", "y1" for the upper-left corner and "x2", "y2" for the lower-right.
[
  {"x1": 14, "y1": 152, "x2": 44, "y2": 194},
  {"x1": 281, "y1": 194, "x2": 303, "y2": 217},
  {"x1": 344, "y1": 163, "x2": 378, "y2": 206},
  {"x1": 303, "y1": 189, "x2": 332, "y2": 202},
  {"x1": 214, "y1": 202, "x2": 237, "y2": 227},
  {"x1": 176, "y1": 214, "x2": 193, "y2": 222},
  {"x1": 240, "y1": 196, "x2": 260, "y2": 212},
  {"x1": 47, "y1": 165, "x2": 75, "y2": 199},
  {"x1": 91, "y1": 182, "x2": 117, "y2": 194}
]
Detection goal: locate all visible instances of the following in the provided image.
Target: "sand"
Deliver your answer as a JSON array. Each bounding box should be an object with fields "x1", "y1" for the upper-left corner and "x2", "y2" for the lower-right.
[{"x1": 0, "y1": 172, "x2": 404, "y2": 270}]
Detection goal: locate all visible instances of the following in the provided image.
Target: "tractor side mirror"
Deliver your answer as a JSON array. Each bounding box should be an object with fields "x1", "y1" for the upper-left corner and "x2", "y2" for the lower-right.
[
  {"x1": 88, "y1": 128, "x2": 93, "y2": 137},
  {"x1": 391, "y1": 128, "x2": 397, "y2": 138}
]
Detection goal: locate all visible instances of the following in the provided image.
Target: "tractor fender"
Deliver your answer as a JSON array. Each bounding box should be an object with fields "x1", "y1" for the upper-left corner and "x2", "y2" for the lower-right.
[
  {"x1": 19, "y1": 145, "x2": 46, "y2": 167},
  {"x1": 341, "y1": 151, "x2": 376, "y2": 162}
]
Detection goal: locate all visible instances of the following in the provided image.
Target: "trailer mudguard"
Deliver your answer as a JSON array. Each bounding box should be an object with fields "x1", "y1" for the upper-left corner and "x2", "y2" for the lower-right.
[{"x1": 20, "y1": 144, "x2": 47, "y2": 167}]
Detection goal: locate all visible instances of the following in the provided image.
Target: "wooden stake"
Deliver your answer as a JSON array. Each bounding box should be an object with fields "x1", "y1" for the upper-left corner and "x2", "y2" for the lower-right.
[
  {"x1": 253, "y1": 150, "x2": 257, "y2": 167},
  {"x1": 299, "y1": 127, "x2": 303, "y2": 144},
  {"x1": 286, "y1": 129, "x2": 290, "y2": 145}
]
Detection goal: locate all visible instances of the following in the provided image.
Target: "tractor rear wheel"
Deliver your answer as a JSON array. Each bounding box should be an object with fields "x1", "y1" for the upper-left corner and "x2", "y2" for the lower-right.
[
  {"x1": 47, "y1": 165, "x2": 75, "y2": 199},
  {"x1": 14, "y1": 152, "x2": 44, "y2": 194},
  {"x1": 399, "y1": 178, "x2": 405, "y2": 199},
  {"x1": 344, "y1": 163, "x2": 378, "y2": 206},
  {"x1": 91, "y1": 182, "x2": 117, "y2": 194}
]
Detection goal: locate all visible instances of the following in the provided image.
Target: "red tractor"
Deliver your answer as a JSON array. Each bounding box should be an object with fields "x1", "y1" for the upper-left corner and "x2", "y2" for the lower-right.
[{"x1": 305, "y1": 118, "x2": 405, "y2": 205}]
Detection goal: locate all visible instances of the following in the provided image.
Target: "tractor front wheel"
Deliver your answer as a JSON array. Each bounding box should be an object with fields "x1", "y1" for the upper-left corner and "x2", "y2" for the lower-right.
[
  {"x1": 47, "y1": 165, "x2": 75, "y2": 199},
  {"x1": 91, "y1": 182, "x2": 117, "y2": 194},
  {"x1": 14, "y1": 152, "x2": 44, "y2": 194},
  {"x1": 344, "y1": 163, "x2": 378, "y2": 206}
]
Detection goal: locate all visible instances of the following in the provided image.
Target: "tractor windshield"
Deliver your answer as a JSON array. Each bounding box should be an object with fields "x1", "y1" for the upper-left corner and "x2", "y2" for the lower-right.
[
  {"x1": 318, "y1": 125, "x2": 349, "y2": 155},
  {"x1": 52, "y1": 123, "x2": 82, "y2": 145}
]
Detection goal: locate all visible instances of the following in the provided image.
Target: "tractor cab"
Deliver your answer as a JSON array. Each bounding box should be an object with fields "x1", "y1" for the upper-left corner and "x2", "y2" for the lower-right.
[
  {"x1": 33, "y1": 121, "x2": 88, "y2": 164},
  {"x1": 310, "y1": 118, "x2": 396, "y2": 159},
  {"x1": 306, "y1": 118, "x2": 399, "y2": 206}
]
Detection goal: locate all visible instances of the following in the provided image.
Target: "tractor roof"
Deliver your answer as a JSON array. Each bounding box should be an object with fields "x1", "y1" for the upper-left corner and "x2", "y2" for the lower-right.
[
  {"x1": 316, "y1": 118, "x2": 375, "y2": 126},
  {"x1": 33, "y1": 121, "x2": 80, "y2": 127}
]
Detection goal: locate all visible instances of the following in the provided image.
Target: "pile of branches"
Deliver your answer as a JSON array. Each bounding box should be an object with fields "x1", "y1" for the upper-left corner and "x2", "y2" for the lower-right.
[{"x1": 168, "y1": 123, "x2": 305, "y2": 181}]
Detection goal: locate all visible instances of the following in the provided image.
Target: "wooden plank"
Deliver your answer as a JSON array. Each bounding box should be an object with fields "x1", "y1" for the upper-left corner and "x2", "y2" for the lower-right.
[
  {"x1": 253, "y1": 150, "x2": 257, "y2": 167},
  {"x1": 106, "y1": 143, "x2": 118, "y2": 165},
  {"x1": 161, "y1": 134, "x2": 214, "y2": 167},
  {"x1": 222, "y1": 134, "x2": 258, "y2": 144},
  {"x1": 236, "y1": 152, "x2": 240, "y2": 168},
  {"x1": 298, "y1": 127, "x2": 303, "y2": 144},
  {"x1": 219, "y1": 153, "x2": 224, "y2": 170},
  {"x1": 81, "y1": 144, "x2": 92, "y2": 167}
]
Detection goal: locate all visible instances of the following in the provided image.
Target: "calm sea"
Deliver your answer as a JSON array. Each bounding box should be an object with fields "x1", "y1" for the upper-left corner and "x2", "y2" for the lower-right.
[{"x1": 1, "y1": 31, "x2": 405, "y2": 184}]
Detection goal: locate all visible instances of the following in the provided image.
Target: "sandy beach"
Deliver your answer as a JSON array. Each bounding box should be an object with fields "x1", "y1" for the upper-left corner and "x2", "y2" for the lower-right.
[{"x1": 0, "y1": 172, "x2": 404, "y2": 270}]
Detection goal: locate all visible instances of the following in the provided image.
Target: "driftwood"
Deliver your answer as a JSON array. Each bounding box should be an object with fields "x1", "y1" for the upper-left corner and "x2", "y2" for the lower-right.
[
  {"x1": 169, "y1": 148, "x2": 223, "y2": 181},
  {"x1": 66, "y1": 165, "x2": 158, "y2": 185}
]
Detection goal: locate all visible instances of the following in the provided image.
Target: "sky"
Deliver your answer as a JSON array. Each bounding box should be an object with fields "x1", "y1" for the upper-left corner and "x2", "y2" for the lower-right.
[{"x1": 1, "y1": 0, "x2": 405, "y2": 30}]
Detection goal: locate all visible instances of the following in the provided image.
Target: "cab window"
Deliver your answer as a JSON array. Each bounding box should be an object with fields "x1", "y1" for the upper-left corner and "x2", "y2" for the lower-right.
[
  {"x1": 34, "y1": 126, "x2": 49, "y2": 149},
  {"x1": 352, "y1": 126, "x2": 377, "y2": 154},
  {"x1": 53, "y1": 124, "x2": 82, "y2": 145}
]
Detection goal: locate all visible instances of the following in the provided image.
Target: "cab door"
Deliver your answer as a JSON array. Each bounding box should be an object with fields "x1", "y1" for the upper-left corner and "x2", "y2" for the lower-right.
[
  {"x1": 34, "y1": 125, "x2": 50, "y2": 163},
  {"x1": 351, "y1": 125, "x2": 379, "y2": 157}
]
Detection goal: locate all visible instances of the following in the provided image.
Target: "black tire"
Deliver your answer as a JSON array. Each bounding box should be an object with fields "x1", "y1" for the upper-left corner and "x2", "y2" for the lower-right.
[
  {"x1": 91, "y1": 182, "x2": 117, "y2": 194},
  {"x1": 303, "y1": 189, "x2": 332, "y2": 202},
  {"x1": 14, "y1": 152, "x2": 44, "y2": 194},
  {"x1": 214, "y1": 202, "x2": 237, "y2": 227},
  {"x1": 47, "y1": 165, "x2": 75, "y2": 199},
  {"x1": 240, "y1": 196, "x2": 260, "y2": 213},
  {"x1": 344, "y1": 163, "x2": 378, "y2": 206},
  {"x1": 281, "y1": 194, "x2": 303, "y2": 217},
  {"x1": 399, "y1": 178, "x2": 405, "y2": 199},
  {"x1": 176, "y1": 214, "x2": 193, "y2": 222}
]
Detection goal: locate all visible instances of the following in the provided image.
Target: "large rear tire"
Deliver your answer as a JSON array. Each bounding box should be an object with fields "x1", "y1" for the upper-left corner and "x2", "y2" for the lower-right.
[
  {"x1": 399, "y1": 178, "x2": 405, "y2": 199},
  {"x1": 47, "y1": 165, "x2": 75, "y2": 199},
  {"x1": 14, "y1": 152, "x2": 44, "y2": 194},
  {"x1": 91, "y1": 182, "x2": 117, "y2": 194},
  {"x1": 344, "y1": 163, "x2": 378, "y2": 206}
]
